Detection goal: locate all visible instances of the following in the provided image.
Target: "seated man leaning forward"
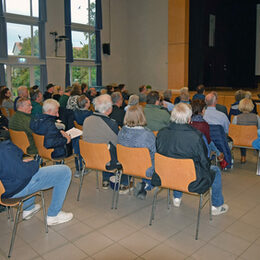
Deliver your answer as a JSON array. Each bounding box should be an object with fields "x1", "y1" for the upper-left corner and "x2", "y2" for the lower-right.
[
  {"x1": 0, "y1": 140, "x2": 73, "y2": 225},
  {"x1": 156, "y1": 103, "x2": 228, "y2": 215},
  {"x1": 83, "y1": 94, "x2": 131, "y2": 193},
  {"x1": 30, "y1": 99, "x2": 71, "y2": 159},
  {"x1": 9, "y1": 97, "x2": 37, "y2": 155}
]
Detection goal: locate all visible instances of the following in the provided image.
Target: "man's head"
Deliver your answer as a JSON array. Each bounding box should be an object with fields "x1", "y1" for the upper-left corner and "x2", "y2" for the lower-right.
[
  {"x1": 46, "y1": 83, "x2": 55, "y2": 93},
  {"x1": 170, "y1": 103, "x2": 192, "y2": 124},
  {"x1": 163, "y1": 89, "x2": 172, "y2": 101},
  {"x1": 205, "y1": 93, "x2": 217, "y2": 107},
  {"x1": 17, "y1": 86, "x2": 28, "y2": 98},
  {"x1": 146, "y1": 91, "x2": 160, "y2": 105},
  {"x1": 16, "y1": 97, "x2": 32, "y2": 114},
  {"x1": 42, "y1": 99, "x2": 60, "y2": 117},
  {"x1": 77, "y1": 95, "x2": 90, "y2": 110},
  {"x1": 196, "y1": 84, "x2": 205, "y2": 94},
  {"x1": 89, "y1": 87, "x2": 97, "y2": 96},
  {"x1": 180, "y1": 87, "x2": 189, "y2": 102},
  {"x1": 235, "y1": 90, "x2": 245, "y2": 102},
  {"x1": 139, "y1": 85, "x2": 146, "y2": 94},
  {"x1": 31, "y1": 89, "x2": 43, "y2": 103},
  {"x1": 93, "y1": 94, "x2": 113, "y2": 115},
  {"x1": 111, "y1": 92, "x2": 123, "y2": 107}
]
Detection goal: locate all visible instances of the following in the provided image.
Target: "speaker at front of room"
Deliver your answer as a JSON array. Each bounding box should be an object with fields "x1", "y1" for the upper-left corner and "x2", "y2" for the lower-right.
[{"x1": 102, "y1": 43, "x2": 110, "y2": 55}]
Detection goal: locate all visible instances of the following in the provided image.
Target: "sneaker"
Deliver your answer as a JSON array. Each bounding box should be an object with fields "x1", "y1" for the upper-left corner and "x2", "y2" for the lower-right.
[
  {"x1": 173, "y1": 198, "x2": 182, "y2": 207},
  {"x1": 134, "y1": 182, "x2": 145, "y2": 197},
  {"x1": 212, "y1": 204, "x2": 229, "y2": 216},
  {"x1": 47, "y1": 211, "x2": 73, "y2": 226},
  {"x1": 74, "y1": 168, "x2": 90, "y2": 178},
  {"x1": 23, "y1": 204, "x2": 41, "y2": 220},
  {"x1": 102, "y1": 181, "x2": 109, "y2": 190},
  {"x1": 119, "y1": 182, "x2": 134, "y2": 195},
  {"x1": 137, "y1": 190, "x2": 147, "y2": 200}
]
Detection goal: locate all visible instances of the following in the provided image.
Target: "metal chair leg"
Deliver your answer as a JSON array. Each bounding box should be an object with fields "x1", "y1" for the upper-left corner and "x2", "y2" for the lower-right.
[
  {"x1": 77, "y1": 165, "x2": 85, "y2": 201},
  {"x1": 257, "y1": 150, "x2": 260, "y2": 176},
  {"x1": 96, "y1": 170, "x2": 99, "y2": 190},
  {"x1": 40, "y1": 191, "x2": 48, "y2": 233},
  {"x1": 114, "y1": 171, "x2": 122, "y2": 209},
  {"x1": 209, "y1": 188, "x2": 212, "y2": 221},
  {"x1": 167, "y1": 189, "x2": 171, "y2": 209},
  {"x1": 149, "y1": 187, "x2": 159, "y2": 225},
  {"x1": 195, "y1": 194, "x2": 203, "y2": 240},
  {"x1": 8, "y1": 202, "x2": 22, "y2": 258}
]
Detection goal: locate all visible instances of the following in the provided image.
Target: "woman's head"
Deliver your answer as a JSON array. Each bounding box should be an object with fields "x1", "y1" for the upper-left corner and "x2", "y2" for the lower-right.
[
  {"x1": 124, "y1": 105, "x2": 146, "y2": 127},
  {"x1": 238, "y1": 98, "x2": 254, "y2": 113},
  {"x1": 191, "y1": 99, "x2": 206, "y2": 115}
]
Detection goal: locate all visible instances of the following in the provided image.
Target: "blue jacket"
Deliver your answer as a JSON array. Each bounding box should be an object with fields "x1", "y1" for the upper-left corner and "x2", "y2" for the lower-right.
[
  {"x1": 0, "y1": 140, "x2": 39, "y2": 198},
  {"x1": 74, "y1": 109, "x2": 93, "y2": 125},
  {"x1": 30, "y1": 114, "x2": 67, "y2": 159}
]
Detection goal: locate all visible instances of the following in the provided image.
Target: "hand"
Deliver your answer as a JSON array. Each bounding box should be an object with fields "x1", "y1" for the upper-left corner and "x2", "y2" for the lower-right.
[
  {"x1": 217, "y1": 153, "x2": 224, "y2": 162},
  {"x1": 60, "y1": 130, "x2": 71, "y2": 144},
  {"x1": 23, "y1": 158, "x2": 33, "y2": 162}
]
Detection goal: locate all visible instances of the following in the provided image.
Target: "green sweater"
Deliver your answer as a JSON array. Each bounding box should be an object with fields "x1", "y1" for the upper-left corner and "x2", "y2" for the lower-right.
[
  {"x1": 144, "y1": 104, "x2": 170, "y2": 131},
  {"x1": 9, "y1": 111, "x2": 37, "y2": 154},
  {"x1": 59, "y1": 95, "x2": 69, "y2": 108},
  {"x1": 31, "y1": 101, "x2": 42, "y2": 116}
]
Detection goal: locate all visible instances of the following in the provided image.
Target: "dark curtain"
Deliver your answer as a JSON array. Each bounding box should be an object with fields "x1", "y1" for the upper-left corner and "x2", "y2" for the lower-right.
[
  {"x1": 64, "y1": 0, "x2": 73, "y2": 63},
  {"x1": 95, "y1": 0, "x2": 102, "y2": 86},
  {"x1": 40, "y1": 65, "x2": 47, "y2": 92},
  {"x1": 0, "y1": 1, "x2": 7, "y2": 85},
  {"x1": 0, "y1": 64, "x2": 6, "y2": 86},
  {"x1": 65, "y1": 63, "x2": 70, "y2": 87}
]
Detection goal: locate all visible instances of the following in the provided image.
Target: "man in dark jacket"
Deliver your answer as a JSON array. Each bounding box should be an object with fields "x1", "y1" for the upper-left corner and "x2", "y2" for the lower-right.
[
  {"x1": 30, "y1": 99, "x2": 71, "y2": 159},
  {"x1": 109, "y1": 92, "x2": 125, "y2": 127},
  {"x1": 0, "y1": 140, "x2": 73, "y2": 225},
  {"x1": 156, "y1": 103, "x2": 228, "y2": 215}
]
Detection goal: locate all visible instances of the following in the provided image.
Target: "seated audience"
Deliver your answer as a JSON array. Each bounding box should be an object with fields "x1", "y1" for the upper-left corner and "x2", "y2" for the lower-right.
[
  {"x1": 228, "y1": 90, "x2": 245, "y2": 120},
  {"x1": 0, "y1": 109, "x2": 9, "y2": 140},
  {"x1": 59, "y1": 86, "x2": 72, "y2": 108},
  {"x1": 109, "y1": 92, "x2": 125, "y2": 127},
  {"x1": 86, "y1": 87, "x2": 98, "y2": 103},
  {"x1": 156, "y1": 103, "x2": 228, "y2": 215},
  {"x1": 244, "y1": 91, "x2": 257, "y2": 114},
  {"x1": 163, "y1": 89, "x2": 174, "y2": 112},
  {"x1": 43, "y1": 83, "x2": 55, "y2": 101},
  {"x1": 106, "y1": 85, "x2": 115, "y2": 95},
  {"x1": 204, "y1": 93, "x2": 230, "y2": 134},
  {"x1": 232, "y1": 98, "x2": 260, "y2": 163},
  {"x1": 9, "y1": 97, "x2": 37, "y2": 155},
  {"x1": 118, "y1": 105, "x2": 155, "y2": 199},
  {"x1": 81, "y1": 83, "x2": 88, "y2": 95},
  {"x1": 30, "y1": 89, "x2": 43, "y2": 116},
  {"x1": 174, "y1": 87, "x2": 191, "y2": 104},
  {"x1": 138, "y1": 85, "x2": 147, "y2": 102},
  {"x1": 66, "y1": 83, "x2": 82, "y2": 111},
  {"x1": 124, "y1": 94, "x2": 139, "y2": 111},
  {"x1": 211, "y1": 91, "x2": 228, "y2": 117},
  {"x1": 14, "y1": 86, "x2": 29, "y2": 111},
  {"x1": 192, "y1": 84, "x2": 205, "y2": 101},
  {"x1": 118, "y1": 84, "x2": 129, "y2": 101},
  {"x1": 144, "y1": 91, "x2": 170, "y2": 131},
  {"x1": 0, "y1": 140, "x2": 73, "y2": 226},
  {"x1": 0, "y1": 88, "x2": 14, "y2": 118},
  {"x1": 30, "y1": 99, "x2": 71, "y2": 159},
  {"x1": 83, "y1": 94, "x2": 130, "y2": 192},
  {"x1": 52, "y1": 85, "x2": 63, "y2": 101}
]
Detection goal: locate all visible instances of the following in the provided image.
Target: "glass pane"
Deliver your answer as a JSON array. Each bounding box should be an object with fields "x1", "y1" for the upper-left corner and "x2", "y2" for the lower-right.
[
  {"x1": 89, "y1": 0, "x2": 96, "y2": 26},
  {"x1": 72, "y1": 66, "x2": 90, "y2": 84},
  {"x1": 90, "y1": 32, "x2": 96, "y2": 60},
  {"x1": 71, "y1": 0, "x2": 89, "y2": 24},
  {"x1": 5, "y1": 0, "x2": 30, "y2": 16},
  {"x1": 72, "y1": 31, "x2": 89, "y2": 59},
  {"x1": 32, "y1": 0, "x2": 39, "y2": 17},
  {"x1": 91, "y1": 67, "x2": 96, "y2": 86},
  {"x1": 34, "y1": 66, "x2": 40, "y2": 86},
  {"x1": 11, "y1": 67, "x2": 30, "y2": 93},
  {"x1": 7, "y1": 23, "x2": 38, "y2": 57}
]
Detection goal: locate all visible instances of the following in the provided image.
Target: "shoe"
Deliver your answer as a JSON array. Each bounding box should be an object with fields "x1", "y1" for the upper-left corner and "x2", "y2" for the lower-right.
[
  {"x1": 119, "y1": 182, "x2": 134, "y2": 195},
  {"x1": 212, "y1": 204, "x2": 229, "y2": 216},
  {"x1": 74, "y1": 168, "x2": 90, "y2": 178},
  {"x1": 137, "y1": 190, "x2": 147, "y2": 200},
  {"x1": 134, "y1": 182, "x2": 145, "y2": 197},
  {"x1": 23, "y1": 204, "x2": 41, "y2": 220},
  {"x1": 173, "y1": 198, "x2": 182, "y2": 207},
  {"x1": 47, "y1": 211, "x2": 73, "y2": 226},
  {"x1": 102, "y1": 181, "x2": 109, "y2": 190},
  {"x1": 241, "y1": 156, "x2": 246, "y2": 164}
]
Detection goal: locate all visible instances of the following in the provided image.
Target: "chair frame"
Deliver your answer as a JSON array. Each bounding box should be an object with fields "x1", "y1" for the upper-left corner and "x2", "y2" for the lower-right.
[
  {"x1": 74, "y1": 120, "x2": 83, "y2": 131},
  {"x1": 0, "y1": 181, "x2": 48, "y2": 258},
  {"x1": 78, "y1": 140, "x2": 119, "y2": 209},
  {"x1": 9, "y1": 129, "x2": 31, "y2": 156},
  {"x1": 149, "y1": 153, "x2": 212, "y2": 240}
]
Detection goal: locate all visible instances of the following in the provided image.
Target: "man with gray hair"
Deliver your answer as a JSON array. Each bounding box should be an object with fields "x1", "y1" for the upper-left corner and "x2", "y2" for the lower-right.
[
  {"x1": 14, "y1": 86, "x2": 29, "y2": 111},
  {"x1": 156, "y1": 103, "x2": 228, "y2": 215},
  {"x1": 83, "y1": 94, "x2": 131, "y2": 192},
  {"x1": 204, "y1": 93, "x2": 230, "y2": 134},
  {"x1": 109, "y1": 92, "x2": 125, "y2": 127}
]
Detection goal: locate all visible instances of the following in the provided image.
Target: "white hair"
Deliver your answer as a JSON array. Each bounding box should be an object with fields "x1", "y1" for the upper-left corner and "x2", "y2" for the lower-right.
[
  {"x1": 170, "y1": 103, "x2": 192, "y2": 124},
  {"x1": 42, "y1": 98, "x2": 60, "y2": 113},
  {"x1": 93, "y1": 94, "x2": 112, "y2": 114}
]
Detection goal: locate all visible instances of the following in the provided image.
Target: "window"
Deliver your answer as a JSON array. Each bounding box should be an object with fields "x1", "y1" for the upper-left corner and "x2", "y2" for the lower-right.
[
  {"x1": 70, "y1": 0, "x2": 97, "y2": 86},
  {"x1": 4, "y1": 0, "x2": 38, "y2": 17}
]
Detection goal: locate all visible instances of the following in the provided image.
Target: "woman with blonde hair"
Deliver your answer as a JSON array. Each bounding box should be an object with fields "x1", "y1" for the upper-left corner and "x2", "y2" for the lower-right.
[{"x1": 118, "y1": 105, "x2": 156, "y2": 199}]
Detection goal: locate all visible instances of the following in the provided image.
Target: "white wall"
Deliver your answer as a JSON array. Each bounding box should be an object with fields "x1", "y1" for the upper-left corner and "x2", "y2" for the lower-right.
[{"x1": 101, "y1": 0, "x2": 168, "y2": 94}]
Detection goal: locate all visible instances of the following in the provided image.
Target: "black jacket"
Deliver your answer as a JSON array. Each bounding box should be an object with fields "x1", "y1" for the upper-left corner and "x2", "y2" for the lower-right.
[{"x1": 156, "y1": 122, "x2": 215, "y2": 194}]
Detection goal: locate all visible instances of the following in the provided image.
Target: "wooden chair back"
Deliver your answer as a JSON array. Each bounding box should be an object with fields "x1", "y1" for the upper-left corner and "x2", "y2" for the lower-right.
[
  {"x1": 153, "y1": 131, "x2": 158, "y2": 136},
  {"x1": 74, "y1": 120, "x2": 83, "y2": 130},
  {"x1": 9, "y1": 129, "x2": 30, "y2": 154},
  {"x1": 32, "y1": 133, "x2": 53, "y2": 160},
  {"x1": 155, "y1": 153, "x2": 196, "y2": 193},
  {"x1": 79, "y1": 140, "x2": 111, "y2": 171},
  {"x1": 139, "y1": 102, "x2": 146, "y2": 107},
  {"x1": 228, "y1": 124, "x2": 258, "y2": 148},
  {"x1": 8, "y1": 108, "x2": 15, "y2": 117},
  {"x1": 0, "y1": 107, "x2": 8, "y2": 117},
  {"x1": 117, "y1": 144, "x2": 152, "y2": 179}
]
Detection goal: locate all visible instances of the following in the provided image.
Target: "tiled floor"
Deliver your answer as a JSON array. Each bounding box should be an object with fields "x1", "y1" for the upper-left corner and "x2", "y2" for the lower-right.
[{"x1": 1, "y1": 149, "x2": 260, "y2": 259}]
